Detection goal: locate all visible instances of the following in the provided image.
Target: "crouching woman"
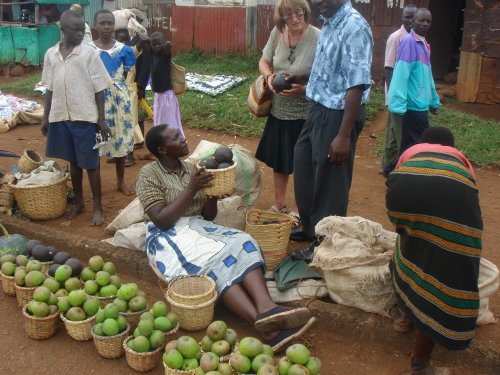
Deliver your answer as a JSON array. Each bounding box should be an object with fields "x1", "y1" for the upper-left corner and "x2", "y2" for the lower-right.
[{"x1": 135, "y1": 124, "x2": 315, "y2": 351}]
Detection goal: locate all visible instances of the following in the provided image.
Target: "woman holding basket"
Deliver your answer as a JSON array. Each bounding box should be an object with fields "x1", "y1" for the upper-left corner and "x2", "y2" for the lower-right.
[
  {"x1": 136, "y1": 125, "x2": 316, "y2": 351},
  {"x1": 255, "y1": 0, "x2": 320, "y2": 221}
]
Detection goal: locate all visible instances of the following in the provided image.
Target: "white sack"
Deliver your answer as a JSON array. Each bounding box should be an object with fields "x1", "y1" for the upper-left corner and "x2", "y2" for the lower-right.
[
  {"x1": 106, "y1": 197, "x2": 144, "y2": 233},
  {"x1": 477, "y1": 258, "x2": 499, "y2": 326},
  {"x1": 213, "y1": 195, "x2": 247, "y2": 230},
  {"x1": 103, "y1": 222, "x2": 146, "y2": 252}
]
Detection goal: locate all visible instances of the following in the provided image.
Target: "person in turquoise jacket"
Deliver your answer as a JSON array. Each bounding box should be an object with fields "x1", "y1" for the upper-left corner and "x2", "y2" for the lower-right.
[{"x1": 388, "y1": 8, "x2": 441, "y2": 158}]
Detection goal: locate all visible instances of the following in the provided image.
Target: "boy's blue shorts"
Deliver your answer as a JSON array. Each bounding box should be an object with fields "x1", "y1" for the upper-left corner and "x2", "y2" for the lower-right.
[{"x1": 46, "y1": 121, "x2": 99, "y2": 170}]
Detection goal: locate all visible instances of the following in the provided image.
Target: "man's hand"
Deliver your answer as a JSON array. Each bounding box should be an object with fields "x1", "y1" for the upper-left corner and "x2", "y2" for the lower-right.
[
  {"x1": 137, "y1": 87, "x2": 146, "y2": 100},
  {"x1": 97, "y1": 119, "x2": 112, "y2": 142},
  {"x1": 328, "y1": 134, "x2": 351, "y2": 166},
  {"x1": 430, "y1": 108, "x2": 438, "y2": 116},
  {"x1": 41, "y1": 119, "x2": 48, "y2": 136}
]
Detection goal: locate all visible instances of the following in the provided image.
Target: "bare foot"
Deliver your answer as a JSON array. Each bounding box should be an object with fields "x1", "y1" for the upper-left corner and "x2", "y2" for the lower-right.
[
  {"x1": 118, "y1": 182, "x2": 134, "y2": 195},
  {"x1": 91, "y1": 208, "x2": 105, "y2": 226},
  {"x1": 66, "y1": 203, "x2": 84, "y2": 219},
  {"x1": 138, "y1": 153, "x2": 156, "y2": 161}
]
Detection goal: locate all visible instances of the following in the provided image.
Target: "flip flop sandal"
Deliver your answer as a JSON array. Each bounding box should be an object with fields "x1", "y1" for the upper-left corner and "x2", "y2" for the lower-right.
[
  {"x1": 267, "y1": 316, "x2": 317, "y2": 353},
  {"x1": 255, "y1": 306, "x2": 311, "y2": 333}
]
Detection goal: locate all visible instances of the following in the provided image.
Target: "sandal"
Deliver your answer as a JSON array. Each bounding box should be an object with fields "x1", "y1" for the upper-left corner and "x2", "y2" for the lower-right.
[
  {"x1": 269, "y1": 205, "x2": 301, "y2": 228},
  {"x1": 267, "y1": 316, "x2": 317, "y2": 353},
  {"x1": 255, "y1": 306, "x2": 311, "y2": 333}
]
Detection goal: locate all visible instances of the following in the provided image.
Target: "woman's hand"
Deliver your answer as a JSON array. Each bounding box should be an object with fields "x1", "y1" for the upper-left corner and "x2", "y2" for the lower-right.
[
  {"x1": 266, "y1": 73, "x2": 277, "y2": 94},
  {"x1": 281, "y1": 84, "x2": 306, "y2": 97},
  {"x1": 186, "y1": 168, "x2": 214, "y2": 193}
]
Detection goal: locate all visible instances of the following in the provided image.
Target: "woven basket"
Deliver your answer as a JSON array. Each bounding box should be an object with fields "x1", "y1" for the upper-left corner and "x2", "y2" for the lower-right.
[
  {"x1": 123, "y1": 335, "x2": 164, "y2": 373},
  {"x1": 166, "y1": 291, "x2": 217, "y2": 332},
  {"x1": 9, "y1": 174, "x2": 69, "y2": 220},
  {"x1": 0, "y1": 189, "x2": 14, "y2": 208},
  {"x1": 60, "y1": 312, "x2": 96, "y2": 341},
  {"x1": 1, "y1": 272, "x2": 16, "y2": 296},
  {"x1": 18, "y1": 150, "x2": 43, "y2": 173},
  {"x1": 198, "y1": 161, "x2": 237, "y2": 197},
  {"x1": 15, "y1": 284, "x2": 36, "y2": 307},
  {"x1": 22, "y1": 305, "x2": 60, "y2": 340},
  {"x1": 163, "y1": 362, "x2": 199, "y2": 375},
  {"x1": 244, "y1": 209, "x2": 294, "y2": 270},
  {"x1": 97, "y1": 295, "x2": 116, "y2": 308},
  {"x1": 167, "y1": 275, "x2": 216, "y2": 306},
  {"x1": 91, "y1": 324, "x2": 130, "y2": 359},
  {"x1": 119, "y1": 305, "x2": 148, "y2": 331}
]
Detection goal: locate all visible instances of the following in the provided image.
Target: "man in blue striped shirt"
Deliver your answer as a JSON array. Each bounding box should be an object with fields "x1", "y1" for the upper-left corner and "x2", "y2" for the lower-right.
[{"x1": 291, "y1": 0, "x2": 373, "y2": 243}]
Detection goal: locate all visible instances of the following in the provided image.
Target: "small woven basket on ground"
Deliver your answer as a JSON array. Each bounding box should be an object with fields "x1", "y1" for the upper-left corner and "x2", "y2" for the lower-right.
[
  {"x1": 123, "y1": 335, "x2": 164, "y2": 373},
  {"x1": 96, "y1": 295, "x2": 116, "y2": 308},
  {"x1": 198, "y1": 161, "x2": 237, "y2": 197},
  {"x1": 1, "y1": 272, "x2": 16, "y2": 296},
  {"x1": 22, "y1": 305, "x2": 60, "y2": 340},
  {"x1": 163, "y1": 363, "x2": 200, "y2": 375},
  {"x1": 18, "y1": 150, "x2": 43, "y2": 173},
  {"x1": 119, "y1": 305, "x2": 148, "y2": 331},
  {"x1": 15, "y1": 284, "x2": 36, "y2": 307},
  {"x1": 60, "y1": 312, "x2": 96, "y2": 341},
  {"x1": 9, "y1": 174, "x2": 69, "y2": 220},
  {"x1": 91, "y1": 324, "x2": 130, "y2": 359},
  {"x1": 244, "y1": 208, "x2": 294, "y2": 270},
  {"x1": 165, "y1": 275, "x2": 217, "y2": 331}
]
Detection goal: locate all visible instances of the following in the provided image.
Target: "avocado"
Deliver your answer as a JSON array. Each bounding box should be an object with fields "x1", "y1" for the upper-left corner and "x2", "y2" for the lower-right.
[
  {"x1": 218, "y1": 162, "x2": 233, "y2": 169},
  {"x1": 53, "y1": 251, "x2": 71, "y2": 265},
  {"x1": 64, "y1": 258, "x2": 83, "y2": 277},
  {"x1": 48, "y1": 263, "x2": 61, "y2": 277},
  {"x1": 32, "y1": 244, "x2": 52, "y2": 262},
  {"x1": 199, "y1": 157, "x2": 219, "y2": 170},
  {"x1": 272, "y1": 73, "x2": 292, "y2": 93},
  {"x1": 26, "y1": 239, "x2": 42, "y2": 256},
  {"x1": 214, "y1": 146, "x2": 233, "y2": 164}
]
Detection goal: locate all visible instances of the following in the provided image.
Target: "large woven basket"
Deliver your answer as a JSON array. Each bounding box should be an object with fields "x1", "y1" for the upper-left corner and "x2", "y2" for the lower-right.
[
  {"x1": 9, "y1": 174, "x2": 69, "y2": 220},
  {"x1": 15, "y1": 284, "x2": 36, "y2": 307},
  {"x1": 167, "y1": 275, "x2": 216, "y2": 306},
  {"x1": 166, "y1": 290, "x2": 217, "y2": 332},
  {"x1": 123, "y1": 335, "x2": 164, "y2": 373},
  {"x1": 119, "y1": 305, "x2": 148, "y2": 331},
  {"x1": 163, "y1": 362, "x2": 199, "y2": 375},
  {"x1": 199, "y1": 161, "x2": 237, "y2": 197},
  {"x1": 60, "y1": 312, "x2": 96, "y2": 341},
  {"x1": 245, "y1": 209, "x2": 294, "y2": 270},
  {"x1": 1, "y1": 272, "x2": 16, "y2": 296},
  {"x1": 91, "y1": 324, "x2": 130, "y2": 359},
  {"x1": 22, "y1": 305, "x2": 60, "y2": 340},
  {"x1": 18, "y1": 150, "x2": 43, "y2": 173}
]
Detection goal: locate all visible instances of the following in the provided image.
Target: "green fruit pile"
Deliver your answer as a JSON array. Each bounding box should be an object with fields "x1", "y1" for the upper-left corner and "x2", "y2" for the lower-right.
[
  {"x1": 1, "y1": 252, "x2": 27, "y2": 277},
  {"x1": 82, "y1": 255, "x2": 121, "y2": 298},
  {"x1": 25, "y1": 286, "x2": 59, "y2": 318},
  {"x1": 163, "y1": 336, "x2": 201, "y2": 371},
  {"x1": 58, "y1": 289, "x2": 100, "y2": 321},
  {"x1": 201, "y1": 320, "x2": 238, "y2": 357},
  {"x1": 198, "y1": 352, "x2": 233, "y2": 375},
  {"x1": 93, "y1": 303, "x2": 128, "y2": 337},
  {"x1": 134, "y1": 301, "x2": 179, "y2": 332},
  {"x1": 113, "y1": 283, "x2": 148, "y2": 313},
  {"x1": 277, "y1": 344, "x2": 321, "y2": 375},
  {"x1": 126, "y1": 312, "x2": 173, "y2": 353},
  {"x1": 229, "y1": 337, "x2": 274, "y2": 374},
  {"x1": 14, "y1": 260, "x2": 46, "y2": 288}
]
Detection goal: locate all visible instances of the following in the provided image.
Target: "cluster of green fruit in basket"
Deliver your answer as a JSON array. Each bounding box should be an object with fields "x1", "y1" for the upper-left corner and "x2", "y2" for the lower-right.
[
  {"x1": 58, "y1": 289, "x2": 100, "y2": 321},
  {"x1": 201, "y1": 320, "x2": 238, "y2": 357},
  {"x1": 25, "y1": 285, "x2": 59, "y2": 318},
  {"x1": 3, "y1": 256, "x2": 48, "y2": 288},
  {"x1": 81, "y1": 255, "x2": 121, "y2": 298},
  {"x1": 275, "y1": 344, "x2": 321, "y2": 375},
  {"x1": 197, "y1": 352, "x2": 233, "y2": 375},
  {"x1": 126, "y1": 301, "x2": 178, "y2": 352},
  {"x1": 113, "y1": 282, "x2": 148, "y2": 313},
  {"x1": 229, "y1": 337, "x2": 275, "y2": 375},
  {"x1": 163, "y1": 335, "x2": 202, "y2": 371},
  {"x1": 198, "y1": 146, "x2": 235, "y2": 170},
  {"x1": 93, "y1": 303, "x2": 129, "y2": 337}
]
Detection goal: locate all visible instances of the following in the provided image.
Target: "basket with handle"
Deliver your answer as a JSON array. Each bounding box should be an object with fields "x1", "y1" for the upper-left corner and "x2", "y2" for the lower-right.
[
  {"x1": 197, "y1": 161, "x2": 237, "y2": 197},
  {"x1": 123, "y1": 335, "x2": 164, "y2": 372},
  {"x1": 60, "y1": 312, "x2": 96, "y2": 341},
  {"x1": 9, "y1": 174, "x2": 69, "y2": 220},
  {"x1": 17, "y1": 149, "x2": 43, "y2": 173},
  {"x1": 22, "y1": 305, "x2": 60, "y2": 340},
  {"x1": 244, "y1": 208, "x2": 294, "y2": 270},
  {"x1": 1, "y1": 272, "x2": 16, "y2": 296},
  {"x1": 91, "y1": 324, "x2": 130, "y2": 359}
]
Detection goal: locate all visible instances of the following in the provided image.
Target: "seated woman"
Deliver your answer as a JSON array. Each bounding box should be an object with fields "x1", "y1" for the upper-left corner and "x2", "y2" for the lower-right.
[
  {"x1": 136, "y1": 124, "x2": 315, "y2": 351},
  {"x1": 386, "y1": 126, "x2": 483, "y2": 374}
]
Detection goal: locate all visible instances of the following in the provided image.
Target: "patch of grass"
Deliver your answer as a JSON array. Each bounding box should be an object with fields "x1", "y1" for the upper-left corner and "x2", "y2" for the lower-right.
[
  {"x1": 365, "y1": 87, "x2": 385, "y2": 124},
  {"x1": 0, "y1": 72, "x2": 42, "y2": 98},
  {"x1": 173, "y1": 49, "x2": 261, "y2": 75}
]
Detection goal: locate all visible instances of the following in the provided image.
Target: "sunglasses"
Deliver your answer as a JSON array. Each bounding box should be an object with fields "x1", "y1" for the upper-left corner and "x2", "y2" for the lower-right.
[{"x1": 282, "y1": 11, "x2": 305, "y2": 22}]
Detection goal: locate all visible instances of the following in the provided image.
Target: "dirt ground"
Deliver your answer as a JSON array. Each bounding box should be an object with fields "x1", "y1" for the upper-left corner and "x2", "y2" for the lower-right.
[{"x1": 0, "y1": 99, "x2": 499, "y2": 374}]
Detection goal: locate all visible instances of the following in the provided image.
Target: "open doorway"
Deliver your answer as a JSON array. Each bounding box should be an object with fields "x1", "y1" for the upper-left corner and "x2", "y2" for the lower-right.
[{"x1": 426, "y1": 0, "x2": 466, "y2": 80}]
